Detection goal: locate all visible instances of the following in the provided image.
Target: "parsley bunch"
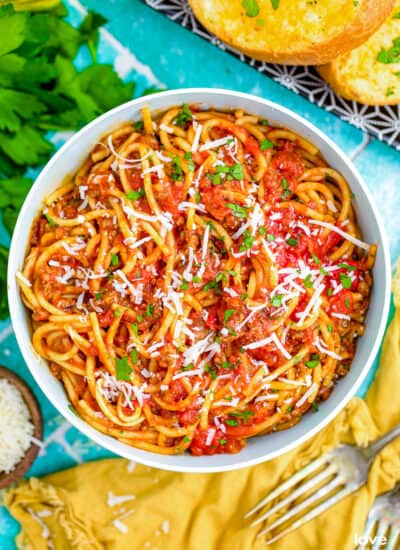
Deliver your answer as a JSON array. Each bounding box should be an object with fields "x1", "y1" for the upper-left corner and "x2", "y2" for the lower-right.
[{"x1": 0, "y1": 3, "x2": 152, "y2": 318}]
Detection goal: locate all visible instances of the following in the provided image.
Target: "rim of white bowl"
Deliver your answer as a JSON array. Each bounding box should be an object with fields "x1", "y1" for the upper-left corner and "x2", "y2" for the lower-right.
[{"x1": 7, "y1": 88, "x2": 391, "y2": 473}]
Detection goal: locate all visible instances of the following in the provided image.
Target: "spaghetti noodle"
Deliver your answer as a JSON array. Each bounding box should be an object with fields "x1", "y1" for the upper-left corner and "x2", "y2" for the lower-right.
[{"x1": 17, "y1": 105, "x2": 375, "y2": 456}]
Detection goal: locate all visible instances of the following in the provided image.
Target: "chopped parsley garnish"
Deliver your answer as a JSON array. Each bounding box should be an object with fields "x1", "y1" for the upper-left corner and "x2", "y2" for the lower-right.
[
  {"x1": 303, "y1": 274, "x2": 313, "y2": 288},
  {"x1": 270, "y1": 294, "x2": 283, "y2": 307},
  {"x1": 134, "y1": 120, "x2": 144, "y2": 131},
  {"x1": 223, "y1": 309, "x2": 236, "y2": 324},
  {"x1": 221, "y1": 361, "x2": 233, "y2": 369},
  {"x1": 394, "y1": 11, "x2": 400, "y2": 19},
  {"x1": 111, "y1": 253, "x2": 119, "y2": 266},
  {"x1": 226, "y1": 418, "x2": 239, "y2": 426},
  {"x1": 260, "y1": 119, "x2": 269, "y2": 126},
  {"x1": 213, "y1": 173, "x2": 223, "y2": 185},
  {"x1": 170, "y1": 155, "x2": 183, "y2": 181},
  {"x1": 239, "y1": 230, "x2": 254, "y2": 251},
  {"x1": 230, "y1": 410, "x2": 255, "y2": 421},
  {"x1": 226, "y1": 203, "x2": 248, "y2": 218},
  {"x1": 95, "y1": 291, "x2": 103, "y2": 300},
  {"x1": 259, "y1": 227, "x2": 266, "y2": 235},
  {"x1": 319, "y1": 267, "x2": 328, "y2": 276},
  {"x1": 181, "y1": 279, "x2": 189, "y2": 291},
  {"x1": 125, "y1": 188, "x2": 145, "y2": 201},
  {"x1": 327, "y1": 324, "x2": 332, "y2": 333},
  {"x1": 219, "y1": 439, "x2": 227, "y2": 445},
  {"x1": 45, "y1": 213, "x2": 56, "y2": 227},
  {"x1": 312, "y1": 401, "x2": 319, "y2": 412},
  {"x1": 267, "y1": 233, "x2": 276, "y2": 242},
  {"x1": 305, "y1": 354, "x2": 320, "y2": 368},
  {"x1": 286, "y1": 406, "x2": 293, "y2": 413},
  {"x1": 130, "y1": 348, "x2": 138, "y2": 365},
  {"x1": 386, "y1": 87, "x2": 395, "y2": 97},
  {"x1": 137, "y1": 314, "x2": 144, "y2": 322},
  {"x1": 146, "y1": 303, "x2": 155, "y2": 317},
  {"x1": 204, "y1": 365, "x2": 217, "y2": 379},
  {"x1": 114, "y1": 309, "x2": 121, "y2": 317},
  {"x1": 311, "y1": 253, "x2": 321, "y2": 265},
  {"x1": 183, "y1": 436, "x2": 190, "y2": 443},
  {"x1": 241, "y1": 293, "x2": 248, "y2": 301},
  {"x1": 230, "y1": 163, "x2": 245, "y2": 180},
  {"x1": 270, "y1": 0, "x2": 280, "y2": 9},
  {"x1": 115, "y1": 356, "x2": 132, "y2": 381},
  {"x1": 338, "y1": 263, "x2": 356, "y2": 271},
  {"x1": 260, "y1": 138, "x2": 274, "y2": 151},
  {"x1": 345, "y1": 298, "x2": 351, "y2": 309},
  {"x1": 327, "y1": 287, "x2": 333, "y2": 297},
  {"x1": 339, "y1": 273, "x2": 352, "y2": 289},
  {"x1": 132, "y1": 322, "x2": 139, "y2": 337},
  {"x1": 286, "y1": 237, "x2": 298, "y2": 246},
  {"x1": 281, "y1": 178, "x2": 291, "y2": 199},
  {"x1": 183, "y1": 363, "x2": 194, "y2": 371},
  {"x1": 293, "y1": 355, "x2": 301, "y2": 364},
  {"x1": 241, "y1": 0, "x2": 260, "y2": 17},
  {"x1": 174, "y1": 103, "x2": 193, "y2": 126},
  {"x1": 376, "y1": 37, "x2": 400, "y2": 64},
  {"x1": 184, "y1": 151, "x2": 195, "y2": 171},
  {"x1": 195, "y1": 191, "x2": 201, "y2": 204}
]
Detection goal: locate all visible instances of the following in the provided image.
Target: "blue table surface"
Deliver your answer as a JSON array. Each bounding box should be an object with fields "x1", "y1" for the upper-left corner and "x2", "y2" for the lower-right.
[{"x1": 1, "y1": 0, "x2": 399, "y2": 546}]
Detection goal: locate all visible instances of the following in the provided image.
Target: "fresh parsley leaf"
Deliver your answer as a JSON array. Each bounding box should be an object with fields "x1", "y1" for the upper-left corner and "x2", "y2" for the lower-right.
[
  {"x1": 270, "y1": 0, "x2": 280, "y2": 9},
  {"x1": 78, "y1": 11, "x2": 108, "y2": 61},
  {"x1": 266, "y1": 233, "x2": 275, "y2": 242},
  {"x1": 0, "y1": 245, "x2": 8, "y2": 318},
  {"x1": 115, "y1": 356, "x2": 132, "y2": 381},
  {"x1": 241, "y1": 0, "x2": 260, "y2": 17}
]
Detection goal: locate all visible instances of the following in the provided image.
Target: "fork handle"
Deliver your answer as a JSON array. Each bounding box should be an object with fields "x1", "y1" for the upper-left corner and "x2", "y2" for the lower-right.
[{"x1": 362, "y1": 424, "x2": 400, "y2": 461}]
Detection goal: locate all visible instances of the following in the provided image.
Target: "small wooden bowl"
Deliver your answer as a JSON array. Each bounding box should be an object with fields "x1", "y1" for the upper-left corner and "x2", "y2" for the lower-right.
[{"x1": 0, "y1": 366, "x2": 43, "y2": 489}]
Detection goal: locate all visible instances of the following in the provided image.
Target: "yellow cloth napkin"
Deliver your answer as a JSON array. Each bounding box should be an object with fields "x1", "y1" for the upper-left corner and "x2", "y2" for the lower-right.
[{"x1": 5, "y1": 281, "x2": 400, "y2": 550}]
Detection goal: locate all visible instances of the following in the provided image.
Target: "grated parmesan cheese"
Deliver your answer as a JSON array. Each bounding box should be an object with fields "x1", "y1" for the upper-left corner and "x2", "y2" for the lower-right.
[{"x1": 0, "y1": 379, "x2": 36, "y2": 474}]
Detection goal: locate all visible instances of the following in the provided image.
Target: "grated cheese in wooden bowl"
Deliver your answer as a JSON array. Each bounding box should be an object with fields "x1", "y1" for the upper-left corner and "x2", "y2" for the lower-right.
[{"x1": 0, "y1": 378, "x2": 35, "y2": 474}]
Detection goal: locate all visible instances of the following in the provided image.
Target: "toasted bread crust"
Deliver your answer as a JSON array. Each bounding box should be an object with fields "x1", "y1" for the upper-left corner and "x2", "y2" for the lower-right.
[
  {"x1": 189, "y1": 0, "x2": 394, "y2": 65},
  {"x1": 318, "y1": 1, "x2": 400, "y2": 105}
]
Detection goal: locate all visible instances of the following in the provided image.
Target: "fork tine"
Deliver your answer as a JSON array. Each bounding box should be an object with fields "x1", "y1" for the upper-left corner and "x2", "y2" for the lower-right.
[
  {"x1": 386, "y1": 526, "x2": 399, "y2": 550},
  {"x1": 358, "y1": 517, "x2": 376, "y2": 549},
  {"x1": 250, "y1": 462, "x2": 338, "y2": 527},
  {"x1": 244, "y1": 454, "x2": 330, "y2": 519},
  {"x1": 372, "y1": 520, "x2": 389, "y2": 550},
  {"x1": 263, "y1": 484, "x2": 356, "y2": 545}
]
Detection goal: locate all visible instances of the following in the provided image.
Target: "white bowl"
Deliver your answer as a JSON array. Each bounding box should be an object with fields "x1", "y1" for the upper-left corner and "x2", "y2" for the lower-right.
[{"x1": 8, "y1": 88, "x2": 391, "y2": 473}]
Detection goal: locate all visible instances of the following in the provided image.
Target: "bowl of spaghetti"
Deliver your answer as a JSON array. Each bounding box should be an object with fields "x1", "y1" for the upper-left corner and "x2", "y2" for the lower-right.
[{"x1": 8, "y1": 89, "x2": 390, "y2": 472}]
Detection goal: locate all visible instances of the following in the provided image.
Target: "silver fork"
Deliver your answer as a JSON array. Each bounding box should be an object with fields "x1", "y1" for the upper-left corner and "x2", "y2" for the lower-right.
[
  {"x1": 357, "y1": 485, "x2": 400, "y2": 550},
  {"x1": 245, "y1": 425, "x2": 400, "y2": 545}
]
